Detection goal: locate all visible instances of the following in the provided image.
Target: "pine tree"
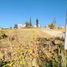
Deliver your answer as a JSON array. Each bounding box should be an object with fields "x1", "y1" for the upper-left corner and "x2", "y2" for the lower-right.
[
  {"x1": 14, "y1": 24, "x2": 18, "y2": 29},
  {"x1": 29, "y1": 18, "x2": 32, "y2": 27},
  {"x1": 36, "y1": 19, "x2": 39, "y2": 27},
  {"x1": 25, "y1": 22, "x2": 29, "y2": 28}
]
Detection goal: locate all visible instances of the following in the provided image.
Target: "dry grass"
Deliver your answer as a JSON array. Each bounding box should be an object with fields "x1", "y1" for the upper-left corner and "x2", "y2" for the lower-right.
[{"x1": 0, "y1": 28, "x2": 65, "y2": 67}]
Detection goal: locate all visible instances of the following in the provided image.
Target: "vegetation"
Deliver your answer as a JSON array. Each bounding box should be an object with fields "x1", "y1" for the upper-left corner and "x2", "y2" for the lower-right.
[
  {"x1": 0, "y1": 28, "x2": 66, "y2": 67},
  {"x1": 14, "y1": 24, "x2": 18, "y2": 29},
  {"x1": 0, "y1": 30, "x2": 8, "y2": 39},
  {"x1": 48, "y1": 23, "x2": 56, "y2": 29},
  {"x1": 37, "y1": 37, "x2": 66, "y2": 67},
  {"x1": 36, "y1": 19, "x2": 39, "y2": 27},
  {"x1": 29, "y1": 18, "x2": 32, "y2": 27},
  {"x1": 47, "y1": 18, "x2": 57, "y2": 29},
  {"x1": 25, "y1": 18, "x2": 32, "y2": 28}
]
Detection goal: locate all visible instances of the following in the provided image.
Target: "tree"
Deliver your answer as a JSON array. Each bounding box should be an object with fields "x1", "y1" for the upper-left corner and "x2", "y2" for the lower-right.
[
  {"x1": 25, "y1": 18, "x2": 32, "y2": 28},
  {"x1": 48, "y1": 23, "x2": 56, "y2": 29},
  {"x1": 14, "y1": 24, "x2": 18, "y2": 29},
  {"x1": 29, "y1": 18, "x2": 32, "y2": 27},
  {"x1": 25, "y1": 22, "x2": 31, "y2": 28},
  {"x1": 52, "y1": 17, "x2": 56, "y2": 25},
  {"x1": 48, "y1": 18, "x2": 57, "y2": 29},
  {"x1": 25, "y1": 22, "x2": 29, "y2": 28},
  {"x1": 36, "y1": 19, "x2": 39, "y2": 27}
]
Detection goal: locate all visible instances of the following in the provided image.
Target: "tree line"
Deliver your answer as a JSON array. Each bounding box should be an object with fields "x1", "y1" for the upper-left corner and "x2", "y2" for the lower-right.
[{"x1": 13, "y1": 17, "x2": 63, "y2": 29}]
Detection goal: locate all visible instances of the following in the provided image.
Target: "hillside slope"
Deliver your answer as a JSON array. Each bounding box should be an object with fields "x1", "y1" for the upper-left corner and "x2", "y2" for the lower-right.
[{"x1": 0, "y1": 28, "x2": 66, "y2": 67}]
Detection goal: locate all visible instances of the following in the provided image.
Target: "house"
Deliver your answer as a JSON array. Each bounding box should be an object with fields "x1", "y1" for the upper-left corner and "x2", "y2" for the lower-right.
[
  {"x1": 34, "y1": 24, "x2": 40, "y2": 28},
  {"x1": 17, "y1": 24, "x2": 26, "y2": 29}
]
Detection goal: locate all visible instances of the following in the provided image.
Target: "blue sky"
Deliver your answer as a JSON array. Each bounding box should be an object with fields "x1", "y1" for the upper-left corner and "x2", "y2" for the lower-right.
[{"x1": 0, "y1": 0, "x2": 67, "y2": 27}]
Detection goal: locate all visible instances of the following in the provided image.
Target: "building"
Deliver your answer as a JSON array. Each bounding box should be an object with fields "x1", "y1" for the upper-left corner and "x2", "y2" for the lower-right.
[
  {"x1": 34, "y1": 24, "x2": 40, "y2": 28},
  {"x1": 17, "y1": 24, "x2": 26, "y2": 29}
]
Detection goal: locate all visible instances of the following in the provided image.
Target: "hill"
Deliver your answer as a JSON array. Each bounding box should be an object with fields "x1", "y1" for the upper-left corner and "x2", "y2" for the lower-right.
[{"x1": 0, "y1": 28, "x2": 66, "y2": 67}]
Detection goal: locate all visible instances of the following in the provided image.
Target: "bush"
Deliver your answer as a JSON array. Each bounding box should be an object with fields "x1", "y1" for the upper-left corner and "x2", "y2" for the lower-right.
[
  {"x1": 48, "y1": 23, "x2": 56, "y2": 29},
  {"x1": 0, "y1": 30, "x2": 8, "y2": 39}
]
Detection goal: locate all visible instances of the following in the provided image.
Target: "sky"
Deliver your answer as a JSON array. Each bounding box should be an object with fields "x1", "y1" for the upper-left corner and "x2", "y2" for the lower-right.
[{"x1": 0, "y1": 0, "x2": 67, "y2": 28}]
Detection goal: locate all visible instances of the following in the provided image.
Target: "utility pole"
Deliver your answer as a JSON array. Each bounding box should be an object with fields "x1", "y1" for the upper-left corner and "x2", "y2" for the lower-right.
[
  {"x1": 65, "y1": 10, "x2": 67, "y2": 50},
  {"x1": 64, "y1": 10, "x2": 67, "y2": 67}
]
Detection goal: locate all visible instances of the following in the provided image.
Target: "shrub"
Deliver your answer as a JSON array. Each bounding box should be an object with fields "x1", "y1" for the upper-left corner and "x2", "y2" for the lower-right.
[{"x1": 0, "y1": 30, "x2": 8, "y2": 39}]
